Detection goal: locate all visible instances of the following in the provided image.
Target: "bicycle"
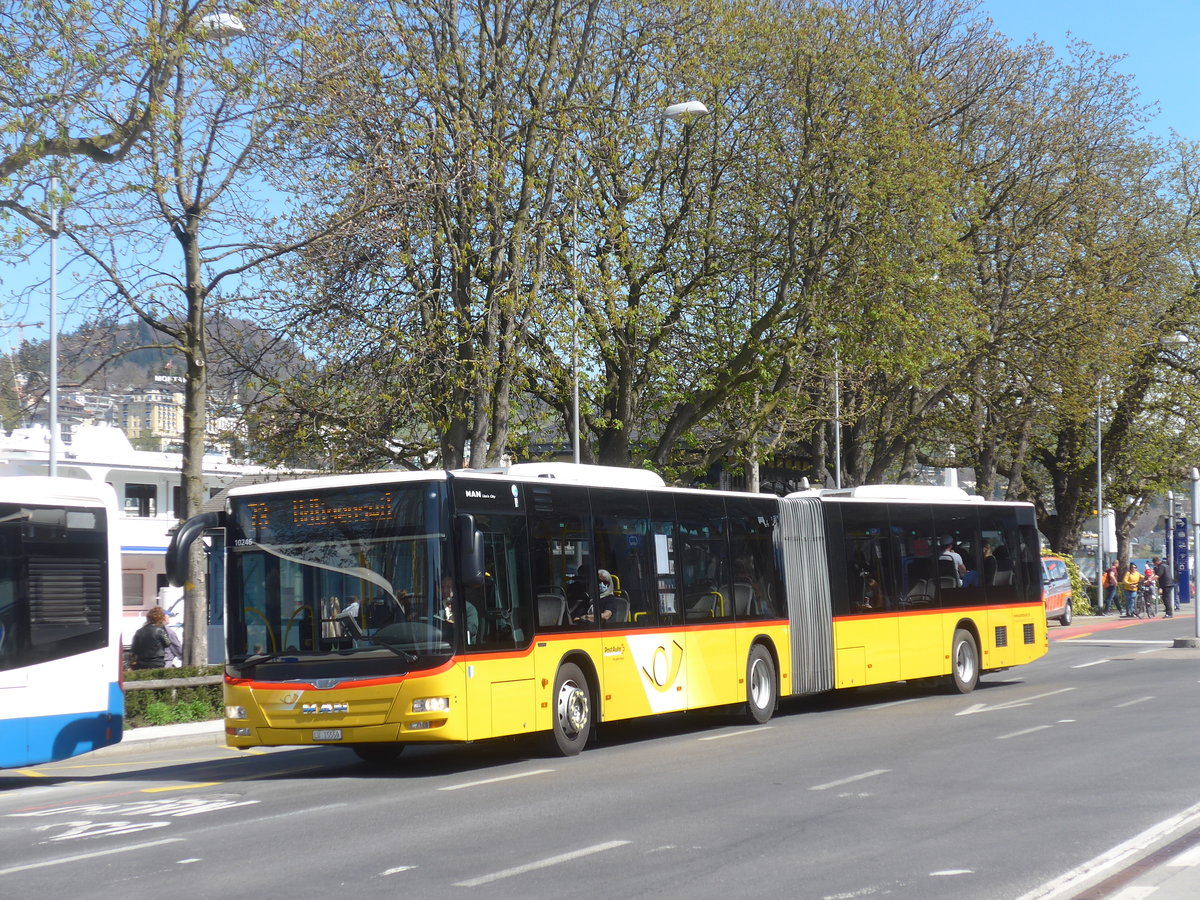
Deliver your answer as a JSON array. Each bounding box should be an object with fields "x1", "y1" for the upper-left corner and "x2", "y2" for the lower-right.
[{"x1": 1134, "y1": 582, "x2": 1157, "y2": 618}]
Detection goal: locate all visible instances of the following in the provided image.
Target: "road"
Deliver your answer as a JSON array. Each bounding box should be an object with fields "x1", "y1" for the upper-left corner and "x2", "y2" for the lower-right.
[{"x1": 2, "y1": 612, "x2": 1199, "y2": 899}]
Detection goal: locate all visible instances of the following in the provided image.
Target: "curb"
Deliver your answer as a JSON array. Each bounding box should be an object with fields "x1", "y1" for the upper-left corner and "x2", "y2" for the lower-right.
[{"x1": 87, "y1": 719, "x2": 226, "y2": 758}]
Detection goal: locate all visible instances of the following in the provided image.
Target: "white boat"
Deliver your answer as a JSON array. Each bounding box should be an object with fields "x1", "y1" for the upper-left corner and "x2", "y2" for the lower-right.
[{"x1": 0, "y1": 422, "x2": 276, "y2": 657}]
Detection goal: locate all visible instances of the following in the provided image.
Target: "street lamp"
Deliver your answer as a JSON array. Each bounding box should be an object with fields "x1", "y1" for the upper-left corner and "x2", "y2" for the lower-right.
[
  {"x1": 569, "y1": 100, "x2": 709, "y2": 464},
  {"x1": 1094, "y1": 331, "x2": 1189, "y2": 600},
  {"x1": 199, "y1": 11, "x2": 247, "y2": 37}
]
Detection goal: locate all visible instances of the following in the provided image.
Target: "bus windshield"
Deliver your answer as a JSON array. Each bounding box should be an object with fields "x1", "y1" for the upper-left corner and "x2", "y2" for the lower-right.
[
  {"x1": 226, "y1": 481, "x2": 454, "y2": 671},
  {"x1": 0, "y1": 502, "x2": 109, "y2": 672}
]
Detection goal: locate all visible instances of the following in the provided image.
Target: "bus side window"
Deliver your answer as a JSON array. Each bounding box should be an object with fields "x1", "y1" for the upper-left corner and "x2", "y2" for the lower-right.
[
  {"x1": 649, "y1": 493, "x2": 678, "y2": 626},
  {"x1": 726, "y1": 496, "x2": 782, "y2": 619},
  {"x1": 838, "y1": 502, "x2": 891, "y2": 614},
  {"x1": 933, "y1": 507, "x2": 986, "y2": 607},
  {"x1": 979, "y1": 518, "x2": 1020, "y2": 606},
  {"x1": 464, "y1": 511, "x2": 531, "y2": 650},
  {"x1": 592, "y1": 487, "x2": 655, "y2": 628},
  {"x1": 886, "y1": 503, "x2": 937, "y2": 610},
  {"x1": 676, "y1": 493, "x2": 732, "y2": 621},
  {"x1": 527, "y1": 483, "x2": 592, "y2": 631}
]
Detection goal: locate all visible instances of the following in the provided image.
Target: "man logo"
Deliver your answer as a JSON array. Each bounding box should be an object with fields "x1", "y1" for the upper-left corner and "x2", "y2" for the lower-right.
[{"x1": 302, "y1": 703, "x2": 349, "y2": 714}]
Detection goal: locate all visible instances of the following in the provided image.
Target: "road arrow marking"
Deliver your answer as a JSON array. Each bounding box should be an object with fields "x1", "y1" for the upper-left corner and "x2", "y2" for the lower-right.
[{"x1": 955, "y1": 687, "x2": 1075, "y2": 716}]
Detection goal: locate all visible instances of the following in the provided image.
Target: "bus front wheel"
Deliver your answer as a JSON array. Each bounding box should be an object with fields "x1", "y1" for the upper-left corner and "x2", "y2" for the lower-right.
[
  {"x1": 550, "y1": 662, "x2": 592, "y2": 756},
  {"x1": 950, "y1": 628, "x2": 980, "y2": 694},
  {"x1": 351, "y1": 743, "x2": 405, "y2": 764},
  {"x1": 745, "y1": 644, "x2": 777, "y2": 724}
]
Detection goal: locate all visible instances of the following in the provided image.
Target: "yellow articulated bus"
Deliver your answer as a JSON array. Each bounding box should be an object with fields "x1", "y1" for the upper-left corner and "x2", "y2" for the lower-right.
[{"x1": 167, "y1": 464, "x2": 1046, "y2": 761}]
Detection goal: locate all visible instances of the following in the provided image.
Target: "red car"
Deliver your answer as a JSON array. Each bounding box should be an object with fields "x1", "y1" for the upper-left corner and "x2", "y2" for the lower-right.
[{"x1": 1042, "y1": 554, "x2": 1074, "y2": 625}]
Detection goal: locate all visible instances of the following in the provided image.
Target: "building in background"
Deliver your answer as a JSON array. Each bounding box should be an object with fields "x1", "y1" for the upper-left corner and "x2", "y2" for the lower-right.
[{"x1": 0, "y1": 421, "x2": 276, "y2": 650}]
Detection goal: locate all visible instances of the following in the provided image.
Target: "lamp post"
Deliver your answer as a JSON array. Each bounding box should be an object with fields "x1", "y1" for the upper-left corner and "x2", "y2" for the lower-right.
[
  {"x1": 47, "y1": 175, "x2": 59, "y2": 477},
  {"x1": 1094, "y1": 331, "x2": 1189, "y2": 598},
  {"x1": 1167, "y1": 489, "x2": 1175, "y2": 611},
  {"x1": 569, "y1": 100, "x2": 709, "y2": 465},
  {"x1": 1192, "y1": 468, "x2": 1200, "y2": 640},
  {"x1": 833, "y1": 347, "x2": 841, "y2": 489}
]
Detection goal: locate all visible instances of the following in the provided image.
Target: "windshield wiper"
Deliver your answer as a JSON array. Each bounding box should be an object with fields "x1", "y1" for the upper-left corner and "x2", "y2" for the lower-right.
[
  {"x1": 362, "y1": 634, "x2": 418, "y2": 663},
  {"x1": 240, "y1": 651, "x2": 286, "y2": 666}
]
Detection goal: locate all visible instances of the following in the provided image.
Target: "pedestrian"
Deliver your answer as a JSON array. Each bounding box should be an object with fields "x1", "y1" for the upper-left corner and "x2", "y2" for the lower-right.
[
  {"x1": 1120, "y1": 563, "x2": 1142, "y2": 618},
  {"x1": 1154, "y1": 556, "x2": 1176, "y2": 618},
  {"x1": 129, "y1": 606, "x2": 172, "y2": 670},
  {"x1": 1102, "y1": 563, "x2": 1119, "y2": 615},
  {"x1": 165, "y1": 610, "x2": 183, "y2": 666}
]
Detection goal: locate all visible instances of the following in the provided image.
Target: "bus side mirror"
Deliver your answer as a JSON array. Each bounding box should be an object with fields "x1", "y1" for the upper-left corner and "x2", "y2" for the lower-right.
[
  {"x1": 456, "y1": 514, "x2": 485, "y2": 587},
  {"x1": 166, "y1": 511, "x2": 223, "y2": 586}
]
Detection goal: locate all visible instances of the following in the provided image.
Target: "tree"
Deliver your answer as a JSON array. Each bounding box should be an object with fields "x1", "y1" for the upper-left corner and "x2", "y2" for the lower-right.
[
  {"x1": 49, "y1": 2, "x2": 377, "y2": 663},
  {"x1": 1, "y1": 1, "x2": 239, "y2": 237},
  {"x1": 251, "y1": 0, "x2": 607, "y2": 469}
]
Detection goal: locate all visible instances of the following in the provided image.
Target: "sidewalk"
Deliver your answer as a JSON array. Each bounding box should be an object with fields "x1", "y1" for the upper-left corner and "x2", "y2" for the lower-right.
[
  {"x1": 88, "y1": 718, "x2": 225, "y2": 758},
  {"x1": 1037, "y1": 606, "x2": 1200, "y2": 898}
]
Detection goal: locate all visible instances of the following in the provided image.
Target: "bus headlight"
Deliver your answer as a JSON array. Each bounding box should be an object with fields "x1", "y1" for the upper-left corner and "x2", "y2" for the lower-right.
[
  {"x1": 225, "y1": 705, "x2": 247, "y2": 720},
  {"x1": 412, "y1": 697, "x2": 449, "y2": 713}
]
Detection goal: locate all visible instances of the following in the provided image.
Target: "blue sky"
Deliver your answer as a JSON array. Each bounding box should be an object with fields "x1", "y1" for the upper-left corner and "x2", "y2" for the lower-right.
[
  {"x1": 982, "y1": 0, "x2": 1200, "y2": 140},
  {"x1": 4, "y1": 1, "x2": 1197, "y2": 357}
]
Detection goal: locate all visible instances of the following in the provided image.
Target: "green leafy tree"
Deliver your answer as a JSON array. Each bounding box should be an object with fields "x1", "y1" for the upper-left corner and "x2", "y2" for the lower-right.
[
  {"x1": 50, "y1": 2, "x2": 376, "y2": 663},
  {"x1": 1, "y1": 1, "x2": 238, "y2": 237}
]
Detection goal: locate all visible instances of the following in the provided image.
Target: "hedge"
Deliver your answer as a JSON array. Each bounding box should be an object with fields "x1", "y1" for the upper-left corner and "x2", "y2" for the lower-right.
[{"x1": 123, "y1": 665, "x2": 224, "y2": 728}]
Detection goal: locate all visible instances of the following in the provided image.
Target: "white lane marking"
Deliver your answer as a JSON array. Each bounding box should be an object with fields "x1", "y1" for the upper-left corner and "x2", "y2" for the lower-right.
[
  {"x1": 1015, "y1": 798, "x2": 1200, "y2": 899},
  {"x1": 34, "y1": 820, "x2": 171, "y2": 841},
  {"x1": 810, "y1": 769, "x2": 890, "y2": 791},
  {"x1": 866, "y1": 697, "x2": 929, "y2": 710},
  {"x1": 438, "y1": 769, "x2": 555, "y2": 792},
  {"x1": 177, "y1": 858, "x2": 202, "y2": 864},
  {"x1": 956, "y1": 688, "x2": 1075, "y2": 716},
  {"x1": 1115, "y1": 696, "x2": 1155, "y2": 708},
  {"x1": 382, "y1": 865, "x2": 417, "y2": 875},
  {"x1": 223, "y1": 802, "x2": 347, "y2": 827},
  {"x1": 8, "y1": 797, "x2": 260, "y2": 818},
  {"x1": 699, "y1": 727, "x2": 773, "y2": 741},
  {"x1": 1071, "y1": 659, "x2": 1111, "y2": 669},
  {"x1": 1168, "y1": 843, "x2": 1200, "y2": 867},
  {"x1": 996, "y1": 725, "x2": 1053, "y2": 740},
  {"x1": 0, "y1": 837, "x2": 184, "y2": 876},
  {"x1": 454, "y1": 840, "x2": 630, "y2": 887},
  {"x1": 1059, "y1": 639, "x2": 1173, "y2": 646},
  {"x1": 930, "y1": 869, "x2": 974, "y2": 876},
  {"x1": 1138, "y1": 647, "x2": 1165, "y2": 655},
  {"x1": 1110, "y1": 888, "x2": 1155, "y2": 899}
]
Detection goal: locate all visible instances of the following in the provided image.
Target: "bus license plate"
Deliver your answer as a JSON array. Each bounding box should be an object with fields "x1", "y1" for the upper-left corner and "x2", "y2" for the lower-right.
[{"x1": 312, "y1": 729, "x2": 342, "y2": 741}]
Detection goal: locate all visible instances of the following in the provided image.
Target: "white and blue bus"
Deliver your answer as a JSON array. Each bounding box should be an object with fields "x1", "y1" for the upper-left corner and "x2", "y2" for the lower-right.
[{"x1": 0, "y1": 477, "x2": 123, "y2": 767}]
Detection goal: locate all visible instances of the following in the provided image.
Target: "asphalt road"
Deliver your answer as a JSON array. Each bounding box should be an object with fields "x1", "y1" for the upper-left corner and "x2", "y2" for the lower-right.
[{"x1": 3, "y1": 611, "x2": 1199, "y2": 899}]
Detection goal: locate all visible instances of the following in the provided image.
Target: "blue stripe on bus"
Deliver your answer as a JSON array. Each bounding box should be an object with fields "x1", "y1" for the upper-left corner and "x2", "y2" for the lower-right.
[{"x1": 0, "y1": 682, "x2": 125, "y2": 768}]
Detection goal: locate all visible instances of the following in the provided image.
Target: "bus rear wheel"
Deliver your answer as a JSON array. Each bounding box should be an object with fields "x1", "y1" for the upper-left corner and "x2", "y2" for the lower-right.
[
  {"x1": 745, "y1": 644, "x2": 777, "y2": 724},
  {"x1": 949, "y1": 628, "x2": 980, "y2": 694},
  {"x1": 550, "y1": 662, "x2": 591, "y2": 756}
]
